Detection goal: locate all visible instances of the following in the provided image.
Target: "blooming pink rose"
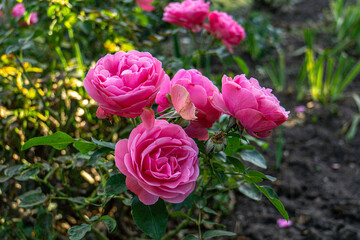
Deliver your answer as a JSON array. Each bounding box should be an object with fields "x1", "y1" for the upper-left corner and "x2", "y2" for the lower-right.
[
  {"x1": 11, "y1": 3, "x2": 25, "y2": 18},
  {"x1": 211, "y1": 74, "x2": 289, "y2": 138},
  {"x1": 136, "y1": 0, "x2": 154, "y2": 11},
  {"x1": 156, "y1": 69, "x2": 222, "y2": 140},
  {"x1": 115, "y1": 120, "x2": 199, "y2": 205},
  {"x1": 163, "y1": 0, "x2": 210, "y2": 32},
  {"x1": 84, "y1": 50, "x2": 167, "y2": 118},
  {"x1": 204, "y1": 11, "x2": 245, "y2": 54}
]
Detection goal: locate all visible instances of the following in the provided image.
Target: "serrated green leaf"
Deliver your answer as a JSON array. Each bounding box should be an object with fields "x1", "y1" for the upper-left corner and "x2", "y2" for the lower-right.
[
  {"x1": 240, "y1": 150, "x2": 267, "y2": 169},
  {"x1": 5, "y1": 164, "x2": 28, "y2": 177},
  {"x1": 73, "y1": 141, "x2": 96, "y2": 154},
  {"x1": 100, "y1": 215, "x2": 117, "y2": 233},
  {"x1": 203, "y1": 230, "x2": 236, "y2": 239},
  {"x1": 105, "y1": 174, "x2": 127, "y2": 195},
  {"x1": 87, "y1": 147, "x2": 113, "y2": 166},
  {"x1": 131, "y1": 197, "x2": 168, "y2": 240},
  {"x1": 35, "y1": 212, "x2": 54, "y2": 240},
  {"x1": 0, "y1": 175, "x2": 11, "y2": 183},
  {"x1": 224, "y1": 136, "x2": 240, "y2": 156},
  {"x1": 91, "y1": 138, "x2": 116, "y2": 150},
  {"x1": 258, "y1": 186, "x2": 289, "y2": 221},
  {"x1": 15, "y1": 168, "x2": 40, "y2": 181},
  {"x1": 203, "y1": 207, "x2": 217, "y2": 215},
  {"x1": 88, "y1": 216, "x2": 100, "y2": 222},
  {"x1": 226, "y1": 156, "x2": 245, "y2": 173},
  {"x1": 68, "y1": 224, "x2": 91, "y2": 240},
  {"x1": 21, "y1": 132, "x2": 74, "y2": 151},
  {"x1": 16, "y1": 187, "x2": 47, "y2": 208},
  {"x1": 238, "y1": 183, "x2": 262, "y2": 201}
]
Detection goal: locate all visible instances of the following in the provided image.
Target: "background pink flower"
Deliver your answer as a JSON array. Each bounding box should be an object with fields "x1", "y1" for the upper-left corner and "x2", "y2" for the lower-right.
[
  {"x1": 136, "y1": 0, "x2": 154, "y2": 11},
  {"x1": 115, "y1": 120, "x2": 199, "y2": 205},
  {"x1": 29, "y1": 12, "x2": 38, "y2": 25},
  {"x1": 156, "y1": 69, "x2": 222, "y2": 140},
  {"x1": 204, "y1": 11, "x2": 246, "y2": 53},
  {"x1": 212, "y1": 74, "x2": 289, "y2": 138},
  {"x1": 163, "y1": 0, "x2": 210, "y2": 32},
  {"x1": 11, "y1": 3, "x2": 25, "y2": 18},
  {"x1": 84, "y1": 50, "x2": 167, "y2": 118}
]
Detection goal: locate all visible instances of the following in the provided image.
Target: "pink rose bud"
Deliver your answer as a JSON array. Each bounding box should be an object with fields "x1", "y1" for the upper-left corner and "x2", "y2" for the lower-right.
[
  {"x1": 115, "y1": 120, "x2": 199, "y2": 205},
  {"x1": 11, "y1": 3, "x2": 25, "y2": 18},
  {"x1": 29, "y1": 12, "x2": 38, "y2": 25},
  {"x1": 211, "y1": 74, "x2": 289, "y2": 138},
  {"x1": 163, "y1": 0, "x2": 210, "y2": 32},
  {"x1": 156, "y1": 69, "x2": 222, "y2": 141},
  {"x1": 136, "y1": 0, "x2": 154, "y2": 11},
  {"x1": 96, "y1": 106, "x2": 112, "y2": 120},
  {"x1": 84, "y1": 50, "x2": 167, "y2": 118},
  {"x1": 277, "y1": 219, "x2": 292, "y2": 228},
  {"x1": 204, "y1": 11, "x2": 246, "y2": 54}
]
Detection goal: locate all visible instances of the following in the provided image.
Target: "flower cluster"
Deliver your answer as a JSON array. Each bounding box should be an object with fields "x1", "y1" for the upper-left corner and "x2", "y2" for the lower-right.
[
  {"x1": 84, "y1": 50, "x2": 288, "y2": 205},
  {"x1": 11, "y1": 3, "x2": 38, "y2": 26},
  {"x1": 162, "y1": 0, "x2": 245, "y2": 53}
]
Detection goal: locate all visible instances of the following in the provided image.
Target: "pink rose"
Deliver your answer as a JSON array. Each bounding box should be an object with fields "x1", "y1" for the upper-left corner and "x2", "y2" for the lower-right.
[
  {"x1": 84, "y1": 50, "x2": 167, "y2": 118},
  {"x1": 156, "y1": 69, "x2": 222, "y2": 141},
  {"x1": 204, "y1": 11, "x2": 245, "y2": 54},
  {"x1": 29, "y1": 12, "x2": 38, "y2": 25},
  {"x1": 163, "y1": 0, "x2": 210, "y2": 32},
  {"x1": 11, "y1": 3, "x2": 25, "y2": 18},
  {"x1": 136, "y1": 0, "x2": 154, "y2": 11},
  {"x1": 212, "y1": 74, "x2": 289, "y2": 138},
  {"x1": 115, "y1": 120, "x2": 199, "y2": 205}
]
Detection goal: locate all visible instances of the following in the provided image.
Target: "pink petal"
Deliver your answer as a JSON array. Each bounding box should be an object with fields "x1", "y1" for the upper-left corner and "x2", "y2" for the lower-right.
[
  {"x1": 277, "y1": 219, "x2": 292, "y2": 228},
  {"x1": 171, "y1": 84, "x2": 196, "y2": 120},
  {"x1": 140, "y1": 108, "x2": 155, "y2": 128},
  {"x1": 185, "y1": 123, "x2": 209, "y2": 141},
  {"x1": 235, "y1": 108, "x2": 277, "y2": 133},
  {"x1": 126, "y1": 176, "x2": 159, "y2": 205},
  {"x1": 210, "y1": 91, "x2": 231, "y2": 115},
  {"x1": 222, "y1": 83, "x2": 258, "y2": 114}
]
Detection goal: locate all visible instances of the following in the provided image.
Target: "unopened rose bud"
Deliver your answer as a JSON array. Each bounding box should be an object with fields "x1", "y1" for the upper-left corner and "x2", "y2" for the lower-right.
[{"x1": 205, "y1": 132, "x2": 227, "y2": 154}]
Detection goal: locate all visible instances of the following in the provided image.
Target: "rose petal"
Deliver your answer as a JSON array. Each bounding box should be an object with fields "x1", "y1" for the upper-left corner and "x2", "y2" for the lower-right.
[{"x1": 171, "y1": 84, "x2": 196, "y2": 120}]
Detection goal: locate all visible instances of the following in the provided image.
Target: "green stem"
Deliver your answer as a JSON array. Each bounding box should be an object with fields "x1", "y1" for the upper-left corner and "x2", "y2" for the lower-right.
[
  {"x1": 173, "y1": 32, "x2": 181, "y2": 58},
  {"x1": 55, "y1": 46, "x2": 68, "y2": 71},
  {"x1": 91, "y1": 226, "x2": 109, "y2": 240},
  {"x1": 44, "y1": 165, "x2": 59, "y2": 183},
  {"x1": 162, "y1": 219, "x2": 190, "y2": 240}
]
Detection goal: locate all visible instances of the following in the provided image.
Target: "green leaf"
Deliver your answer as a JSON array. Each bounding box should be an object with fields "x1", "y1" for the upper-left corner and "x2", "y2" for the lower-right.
[
  {"x1": 87, "y1": 147, "x2": 113, "y2": 166},
  {"x1": 16, "y1": 187, "x2": 47, "y2": 208},
  {"x1": 234, "y1": 56, "x2": 249, "y2": 75},
  {"x1": 21, "y1": 132, "x2": 74, "y2": 151},
  {"x1": 226, "y1": 156, "x2": 245, "y2": 173},
  {"x1": 68, "y1": 224, "x2": 91, "y2": 240},
  {"x1": 73, "y1": 141, "x2": 96, "y2": 154},
  {"x1": 203, "y1": 230, "x2": 236, "y2": 239},
  {"x1": 224, "y1": 136, "x2": 240, "y2": 156},
  {"x1": 240, "y1": 150, "x2": 267, "y2": 169},
  {"x1": 100, "y1": 215, "x2": 117, "y2": 233},
  {"x1": 258, "y1": 186, "x2": 289, "y2": 221},
  {"x1": 0, "y1": 165, "x2": 7, "y2": 172},
  {"x1": 131, "y1": 197, "x2": 168, "y2": 240},
  {"x1": 14, "y1": 168, "x2": 40, "y2": 181},
  {"x1": 35, "y1": 212, "x2": 54, "y2": 240},
  {"x1": 203, "y1": 207, "x2": 217, "y2": 215},
  {"x1": 68, "y1": 197, "x2": 86, "y2": 205},
  {"x1": 239, "y1": 183, "x2": 262, "y2": 201},
  {"x1": 6, "y1": 45, "x2": 20, "y2": 55},
  {"x1": 0, "y1": 175, "x2": 11, "y2": 183},
  {"x1": 182, "y1": 235, "x2": 199, "y2": 240},
  {"x1": 88, "y1": 216, "x2": 100, "y2": 222},
  {"x1": 5, "y1": 164, "x2": 28, "y2": 177},
  {"x1": 105, "y1": 174, "x2": 127, "y2": 195},
  {"x1": 91, "y1": 138, "x2": 116, "y2": 150}
]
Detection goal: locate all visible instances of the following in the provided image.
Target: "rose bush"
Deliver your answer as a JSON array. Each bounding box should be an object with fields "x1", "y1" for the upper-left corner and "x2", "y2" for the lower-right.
[
  {"x1": 156, "y1": 69, "x2": 222, "y2": 140},
  {"x1": 163, "y1": 0, "x2": 210, "y2": 32},
  {"x1": 84, "y1": 50, "x2": 167, "y2": 118},
  {"x1": 212, "y1": 74, "x2": 289, "y2": 138},
  {"x1": 115, "y1": 120, "x2": 199, "y2": 205},
  {"x1": 204, "y1": 11, "x2": 246, "y2": 53}
]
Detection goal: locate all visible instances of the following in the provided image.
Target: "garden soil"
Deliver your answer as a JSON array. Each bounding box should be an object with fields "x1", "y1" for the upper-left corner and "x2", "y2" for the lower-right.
[{"x1": 222, "y1": 0, "x2": 360, "y2": 239}]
